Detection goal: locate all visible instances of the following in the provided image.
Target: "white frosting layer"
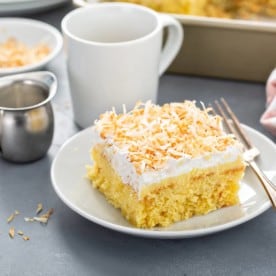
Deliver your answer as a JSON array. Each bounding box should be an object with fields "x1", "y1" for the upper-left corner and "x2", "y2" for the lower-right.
[{"x1": 90, "y1": 127, "x2": 242, "y2": 193}]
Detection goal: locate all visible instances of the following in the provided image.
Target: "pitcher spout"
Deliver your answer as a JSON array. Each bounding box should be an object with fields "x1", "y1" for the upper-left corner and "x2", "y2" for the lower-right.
[{"x1": 26, "y1": 71, "x2": 57, "y2": 103}]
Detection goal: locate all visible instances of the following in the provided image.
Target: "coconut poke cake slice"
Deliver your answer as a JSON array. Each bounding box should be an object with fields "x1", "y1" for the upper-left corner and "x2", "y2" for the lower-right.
[{"x1": 87, "y1": 101, "x2": 246, "y2": 228}]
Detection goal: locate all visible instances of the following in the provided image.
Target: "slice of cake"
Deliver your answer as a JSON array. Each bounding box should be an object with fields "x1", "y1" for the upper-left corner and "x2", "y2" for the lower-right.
[{"x1": 87, "y1": 101, "x2": 246, "y2": 228}]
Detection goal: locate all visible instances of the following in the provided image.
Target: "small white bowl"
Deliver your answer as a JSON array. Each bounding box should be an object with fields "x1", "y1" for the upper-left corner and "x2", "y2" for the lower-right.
[
  {"x1": 73, "y1": 0, "x2": 98, "y2": 6},
  {"x1": 0, "y1": 18, "x2": 63, "y2": 76}
]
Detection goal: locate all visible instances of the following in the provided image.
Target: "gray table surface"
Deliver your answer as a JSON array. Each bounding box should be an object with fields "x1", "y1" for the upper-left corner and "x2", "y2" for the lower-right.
[{"x1": 1, "y1": 2, "x2": 276, "y2": 276}]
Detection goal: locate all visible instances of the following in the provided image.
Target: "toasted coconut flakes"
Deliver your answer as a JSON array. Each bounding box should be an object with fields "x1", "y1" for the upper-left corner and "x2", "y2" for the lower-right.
[
  {"x1": 9, "y1": 227, "x2": 15, "y2": 239},
  {"x1": 0, "y1": 37, "x2": 51, "y2": 68},
  {"x1": 33, "y1": 217, "x2": 48, "y2": 224},
  {"x1": 17, "y1": 230, "x2": 24, "y2": 236},
  {"x1": 36, "y1": 203, "x2": 43, "y2": 214},
  {"x1": 24, "y1": 217, "x2": 34, "y2": 222},
  {"x1": 23, "y1": 236, "x2": 30, "y2": 241},
  {"x1": 42, "y1": 208, "x2": 54, "y2": 218},
  {"x1": 95, "y1": 101, "x2": 237, "y2": 174},
  {"x1": 39, "y1": 208, "x2": 54, "y2": 223},
  {"x1": 24, "y1": 208, "x2": 54, "y2": 224},
  {"x1": 7, "y1": 214, "x2": 15, "y2": 223},
  {"x1": 7, "y1": 210, "x2": 20, "y2": 223}
]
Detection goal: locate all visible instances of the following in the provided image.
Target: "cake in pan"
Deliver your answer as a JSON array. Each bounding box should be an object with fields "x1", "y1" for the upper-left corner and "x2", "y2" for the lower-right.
[{"x1": 104, "y1": 0, "x2": 276, "y2": 18}]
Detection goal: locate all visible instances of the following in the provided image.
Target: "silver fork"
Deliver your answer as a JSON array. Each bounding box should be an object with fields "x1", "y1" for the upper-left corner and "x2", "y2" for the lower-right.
[{"x1": 213, "y1": 98, "x2": 276, "y2": 208}]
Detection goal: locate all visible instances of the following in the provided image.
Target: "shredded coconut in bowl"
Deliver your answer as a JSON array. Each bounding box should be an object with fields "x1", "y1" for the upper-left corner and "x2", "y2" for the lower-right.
[{"x1": 0, "y1": 37, "x2": 51, "y2": 68}]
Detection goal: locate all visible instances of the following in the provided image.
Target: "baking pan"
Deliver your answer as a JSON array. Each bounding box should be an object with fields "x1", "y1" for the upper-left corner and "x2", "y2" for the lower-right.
[
  {"x1": 170, "y1": 15, "x2": 276, "y2": 82},
  {"x1": 73, "y1": 0, "x2": 276, "y2": 82}
]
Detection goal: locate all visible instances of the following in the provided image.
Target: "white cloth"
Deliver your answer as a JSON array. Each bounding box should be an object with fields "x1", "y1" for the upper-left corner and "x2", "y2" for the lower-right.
[{"x1": 260, "y1": 68, "x2": 276, "y2": 136}]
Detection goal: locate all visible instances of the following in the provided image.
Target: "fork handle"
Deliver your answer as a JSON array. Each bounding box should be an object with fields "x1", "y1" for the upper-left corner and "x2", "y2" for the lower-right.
[{"x1": 248, "y1": 160, "x2": 276, "y2": 208}]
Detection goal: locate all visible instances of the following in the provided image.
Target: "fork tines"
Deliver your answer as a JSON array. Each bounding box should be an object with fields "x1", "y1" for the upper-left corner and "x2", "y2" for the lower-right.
[
  {"x1": 213, "y1": 98, "x2": 252, "y2": 149},
  {"x1": 211, "y1": 98, "x2": 276, "y2": 208}
]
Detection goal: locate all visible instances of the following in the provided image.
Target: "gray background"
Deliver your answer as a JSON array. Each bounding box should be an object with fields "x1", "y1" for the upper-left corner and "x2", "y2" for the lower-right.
[{"x1": 0, "y1": 2, "x2": 276, "y2": 276}]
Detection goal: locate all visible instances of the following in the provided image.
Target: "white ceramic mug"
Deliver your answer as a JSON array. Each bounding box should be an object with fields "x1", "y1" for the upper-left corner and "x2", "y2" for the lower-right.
[{"x1": 62, "y1": 3, "x2": 183, "y2": 128}]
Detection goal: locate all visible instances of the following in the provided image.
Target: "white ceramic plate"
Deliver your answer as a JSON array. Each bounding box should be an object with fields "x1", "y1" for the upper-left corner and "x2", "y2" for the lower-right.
[
  {"x1": 51, "y1": 125, "x2": 276, "y2": 238},
  {"x1": 0, "y1": 0, "x2": 69, "y2": 15},
  {"x1": 0, "y1": 18, "x2": 63, "y2": 76}
]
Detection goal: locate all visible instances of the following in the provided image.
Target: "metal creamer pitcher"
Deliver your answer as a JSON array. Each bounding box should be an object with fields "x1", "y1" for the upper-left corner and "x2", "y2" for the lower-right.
[{"x1": 0, "y1": 71, "x2": 57, "y2": 163}]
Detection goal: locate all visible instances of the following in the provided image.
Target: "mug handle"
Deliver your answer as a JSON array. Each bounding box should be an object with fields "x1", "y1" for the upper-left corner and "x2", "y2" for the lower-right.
[{"x1": 158, "y1": 15, "x2": 184, "y2": 76}]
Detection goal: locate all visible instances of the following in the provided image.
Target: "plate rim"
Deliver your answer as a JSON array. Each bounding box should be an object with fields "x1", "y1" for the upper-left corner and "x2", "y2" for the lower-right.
[{"x1": 51, "y1": 125, "x2": 274, "y2": 238}]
